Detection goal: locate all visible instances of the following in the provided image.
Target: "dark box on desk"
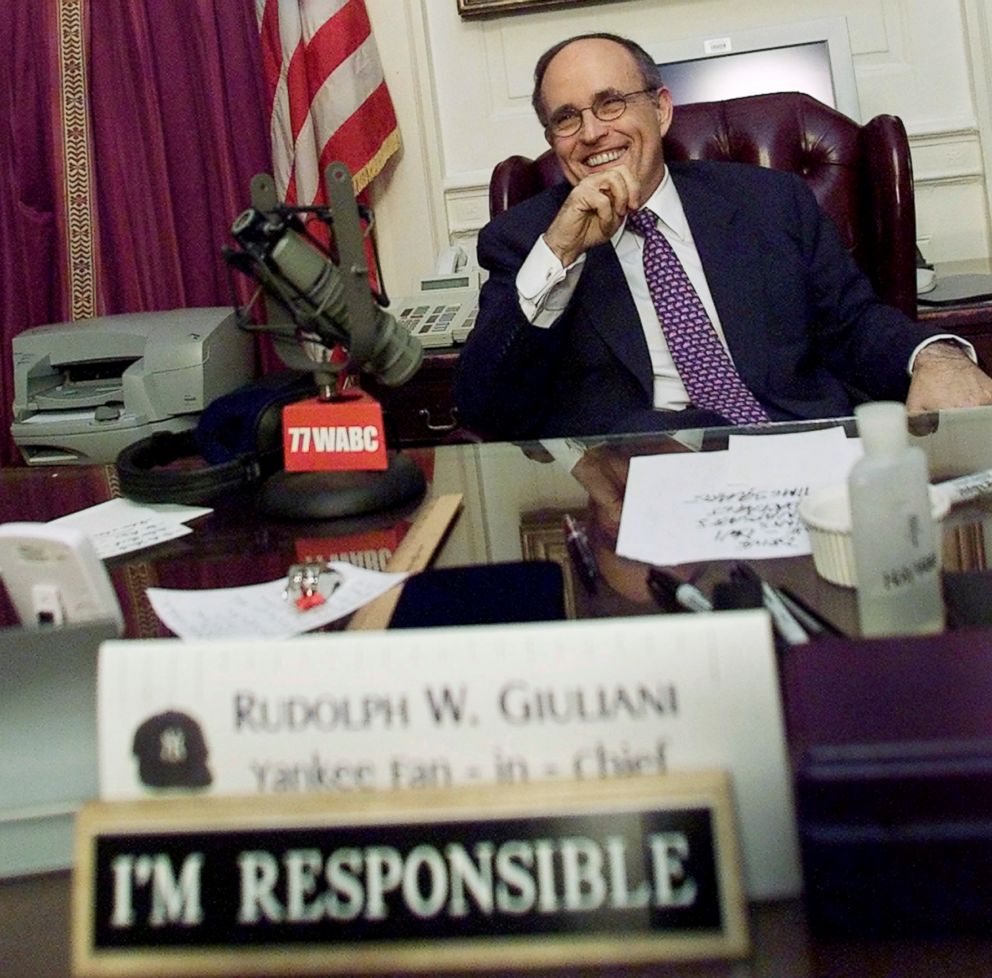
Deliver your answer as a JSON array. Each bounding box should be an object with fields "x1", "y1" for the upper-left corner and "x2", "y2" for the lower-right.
[
  {"x1": 389, "y1": 560, "x2": 565, "y2": 628},
  {"x1": 783, "y1": 631, "x2": 992, "y2": 937}
]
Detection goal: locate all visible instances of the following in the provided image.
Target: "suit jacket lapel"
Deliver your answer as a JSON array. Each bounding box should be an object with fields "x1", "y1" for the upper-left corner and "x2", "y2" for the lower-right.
[
  {"x1": 670, "y1": 166, "x2": 770, "y2": 394},
  {"x1": 576, "y1": 243, "x2": 654, "y2": 399},
  {"x1": 521, "y1": 183, "x2": 653, "y2": 400},
  {"x1": 570, "y1": 166, "x2": 772, "y2": 403}
]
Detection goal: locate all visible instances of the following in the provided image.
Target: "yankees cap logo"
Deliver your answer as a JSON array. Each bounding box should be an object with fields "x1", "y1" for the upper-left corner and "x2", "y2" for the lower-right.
[{"x1": 132, "y1": 709, "x2": 212, "y2": 790}]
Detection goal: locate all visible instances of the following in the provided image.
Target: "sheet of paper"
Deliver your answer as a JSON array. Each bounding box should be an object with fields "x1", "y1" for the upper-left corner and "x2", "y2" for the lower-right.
[
  {"x1": 616, "y1": 426, "x2": 863, "y2": 565},
  {"x1": 96, "y1": 610, "x2": 799, "y2": 900},
  {"x1": 51, "y1": 498, "x2": 212, "y2": 559},
  {"x1": 146, "y1": 562, "x2": 408, "y2": 639},
  {"x1": 17, "y1": 408, "x2": 97, "y2": 426}
]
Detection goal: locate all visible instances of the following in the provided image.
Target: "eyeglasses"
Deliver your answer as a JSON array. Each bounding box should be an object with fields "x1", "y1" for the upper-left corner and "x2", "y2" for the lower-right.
[{"x1": 545, "y1": 88, "x2": 658, "y2": 139}]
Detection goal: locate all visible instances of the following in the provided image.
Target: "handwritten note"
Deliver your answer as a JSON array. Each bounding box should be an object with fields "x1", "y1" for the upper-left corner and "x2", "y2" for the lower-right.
[
  {"x1": 146, "y1": 563, "x2": 408, "y2": 639},
  {"x1": 680, "y1": 483, "x2": 812, "y2": 552},
  {"x1": 51, "y1": 498, "x2": 212, "y2": 559},
  {"x1": 616, "y1": 427, "x2": 863, "y2": 565}
]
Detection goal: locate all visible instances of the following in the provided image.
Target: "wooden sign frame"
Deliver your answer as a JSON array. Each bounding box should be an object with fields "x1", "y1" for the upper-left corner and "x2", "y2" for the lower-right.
[{"x1": 73, "y1": 772, "x2": 748, "y2": 976}]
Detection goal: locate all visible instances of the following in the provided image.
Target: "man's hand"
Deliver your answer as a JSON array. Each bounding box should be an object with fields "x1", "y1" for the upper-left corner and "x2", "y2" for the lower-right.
[
  {"x1": 906, "y1": 341, "x2": 992, "y2": 414},
  {"x1": 543, "y1": 165, "x2": 642, "y2": 267},
  {"x1": 570, "y1": 444, "x2": 631, "y2": 540}
]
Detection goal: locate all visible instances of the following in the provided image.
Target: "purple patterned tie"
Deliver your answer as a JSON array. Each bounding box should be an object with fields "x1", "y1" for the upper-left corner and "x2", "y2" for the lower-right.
[{"x1": 627, "y1": 207, "x2": 769, "y2": 425}]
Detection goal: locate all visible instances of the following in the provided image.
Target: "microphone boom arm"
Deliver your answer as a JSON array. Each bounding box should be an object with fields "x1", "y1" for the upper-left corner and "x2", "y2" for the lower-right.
[{"x1": 325, "y1": 162, "x2": 377, "y2": 371}]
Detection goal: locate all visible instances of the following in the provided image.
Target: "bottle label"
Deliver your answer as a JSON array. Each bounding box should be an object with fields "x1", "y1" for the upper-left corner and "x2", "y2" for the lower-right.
[{"x1": 881, "y1": 549, "x2": 938, "y2": 591}]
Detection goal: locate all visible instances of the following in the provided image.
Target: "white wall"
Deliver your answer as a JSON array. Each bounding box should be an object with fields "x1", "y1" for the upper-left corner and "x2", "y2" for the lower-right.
[{"x1": 368, "y1": 0, "x2": 992, "y2": 296}]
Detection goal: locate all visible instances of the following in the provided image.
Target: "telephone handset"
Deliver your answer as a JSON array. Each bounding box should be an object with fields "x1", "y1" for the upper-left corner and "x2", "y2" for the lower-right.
[
  {"x1": 916, "y1": 246, "x2": 937, "y2": 295},
  {"x1": 435, "y1": 245, "x2": 468, "y2": 275},
  {"x1": 389, "y1": 247, "x2": 481, "y2": 348}
]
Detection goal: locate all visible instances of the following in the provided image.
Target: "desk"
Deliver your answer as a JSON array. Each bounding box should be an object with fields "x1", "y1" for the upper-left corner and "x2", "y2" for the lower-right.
[
  {"x1": 4, "y1": 411, "x2": 992, "y2": 977},
  {"x1": 0, "y1": 433, "x2": 856, "y2": 638},
  {"x1": 7, "y1": 876, "x2": 992, "y2": 978},
  {"x1": 4, "y1": 414, "x2": 991, "y2": 639},
  {"x1": 364, "y1": 347, "x2": 462, "y2": 445},
  {"x1": 918, "y1": 259, "x2": 992, "y2": 372}
]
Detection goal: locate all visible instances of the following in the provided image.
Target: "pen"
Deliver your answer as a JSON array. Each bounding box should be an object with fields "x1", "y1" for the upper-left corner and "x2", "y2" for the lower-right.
[
  {"x1": 563, "y1": 514, "x2": 599, "y2": 593},
  {"x1": 647, "y1": 568, "x2": 713, "y2": 613},
  {"x1": 775, "y1": 585, "x2": 845, "y2": 637},
  {"x1": 730, "y1": 563, "x2": 809, "y2": 645}
]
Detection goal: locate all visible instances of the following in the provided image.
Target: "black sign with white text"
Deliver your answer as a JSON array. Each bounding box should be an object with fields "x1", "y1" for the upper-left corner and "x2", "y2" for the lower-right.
[
  {"x1": 91, "y1": 808, "x2": 720, "y2": 948},
  {"x1": 73, "y1": 775, "x2": 749, "y2": 975}
]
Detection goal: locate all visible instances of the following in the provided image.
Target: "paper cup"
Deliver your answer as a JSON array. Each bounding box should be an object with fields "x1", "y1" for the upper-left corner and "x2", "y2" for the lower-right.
[{"x1": 798, "y1": 484, "x2": 950, "y2": 588}]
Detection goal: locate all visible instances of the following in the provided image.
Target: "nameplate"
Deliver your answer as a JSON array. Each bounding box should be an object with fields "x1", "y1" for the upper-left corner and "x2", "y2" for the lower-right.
[
  {"x1": 96, "y1": 612, "x2": 800, "y2": 898},
  {"x1": 72, "y1": 773, "x2": 748, "y2": 976}
]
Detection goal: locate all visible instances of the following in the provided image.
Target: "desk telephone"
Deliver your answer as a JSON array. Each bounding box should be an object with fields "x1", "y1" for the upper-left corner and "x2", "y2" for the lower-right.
[{"x1": 389, "y1": 247, "x2": 480, "y2": 349}]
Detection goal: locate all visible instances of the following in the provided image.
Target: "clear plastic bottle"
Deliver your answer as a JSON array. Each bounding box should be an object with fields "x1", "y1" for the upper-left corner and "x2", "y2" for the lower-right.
[{"x1": 848, "y1": 401, "x2": 944, "y2": 636}]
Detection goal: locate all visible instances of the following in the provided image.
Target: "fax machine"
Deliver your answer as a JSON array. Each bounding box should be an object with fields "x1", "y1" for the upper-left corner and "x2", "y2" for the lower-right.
[{"x1": 11, "y1": 307, "x2": 254, "y2": 465}]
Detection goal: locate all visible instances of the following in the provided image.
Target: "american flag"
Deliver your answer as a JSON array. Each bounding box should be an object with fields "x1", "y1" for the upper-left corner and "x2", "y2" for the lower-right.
[{"x1": 257, "y1": 0, "x2": 400, "y2": 208}]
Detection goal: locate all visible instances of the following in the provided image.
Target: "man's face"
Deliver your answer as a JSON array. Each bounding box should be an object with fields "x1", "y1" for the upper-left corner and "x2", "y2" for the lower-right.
[{"x1": 541, "y1": 38, "x2": 672, "y2": 201}]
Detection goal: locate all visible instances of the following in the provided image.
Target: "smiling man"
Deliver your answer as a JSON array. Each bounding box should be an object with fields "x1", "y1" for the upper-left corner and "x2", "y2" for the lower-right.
[{"x1": 454, "y1": 32, "x2": 992, "y2": 439}]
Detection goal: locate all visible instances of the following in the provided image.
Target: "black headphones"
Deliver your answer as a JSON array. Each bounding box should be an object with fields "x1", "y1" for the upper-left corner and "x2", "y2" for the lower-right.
[{"x1": 115, "y1": 371, "x2": 314, "y2": 505}]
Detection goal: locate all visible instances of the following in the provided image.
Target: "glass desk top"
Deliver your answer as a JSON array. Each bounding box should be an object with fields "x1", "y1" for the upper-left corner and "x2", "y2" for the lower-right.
[{"x1": 2, "y1": 406, "x2": 992, "y2": 639}]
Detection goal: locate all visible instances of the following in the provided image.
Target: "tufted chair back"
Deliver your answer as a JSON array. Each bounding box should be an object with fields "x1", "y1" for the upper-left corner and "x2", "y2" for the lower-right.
[{"x1": 488, "y1": 92, "x2": 918, "y2": 318}]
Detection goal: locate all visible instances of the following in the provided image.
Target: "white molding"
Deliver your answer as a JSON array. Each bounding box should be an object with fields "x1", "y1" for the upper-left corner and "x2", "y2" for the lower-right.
[
  {"x1": 444, "y1": 186, "x2": 491, "y2": 235},
  {"x1": 909, "y1": 126, "x2": 984, "y2": 181},
  {"x1": 403, "y1": 0, "x2": 451, "y2": 252},
  {"x1": 917, "y1": 171, "x2": 988, "y2": 186},
  {"x1": 908, "y1": 124, "x2": 980, "y2": 141},
  {"x1": 961, "y1": 0, "x2": 992, "y2": 254}
]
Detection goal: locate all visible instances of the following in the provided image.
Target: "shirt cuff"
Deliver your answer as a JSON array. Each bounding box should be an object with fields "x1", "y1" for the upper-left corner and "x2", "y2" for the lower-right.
[
  {"x1": 908, "y1": 334, "x2": 977, "y2": 373},
  {"x1": 516, "y1": 235, "x2": 585, "y2": 329},
  {"x1": 538, "y1": 437, "x2": 591, "y2": 473}
]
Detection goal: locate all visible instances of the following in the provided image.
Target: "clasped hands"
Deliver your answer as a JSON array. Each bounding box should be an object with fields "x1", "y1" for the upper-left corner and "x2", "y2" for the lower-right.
[{"x1": 543, "y1": 165, "x2": 643, "y2": 267}]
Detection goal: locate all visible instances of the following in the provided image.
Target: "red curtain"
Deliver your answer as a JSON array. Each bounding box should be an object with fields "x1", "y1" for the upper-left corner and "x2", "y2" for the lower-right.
[{"x1": 0, "y1": 0, "x2": 271, "y2": 465}]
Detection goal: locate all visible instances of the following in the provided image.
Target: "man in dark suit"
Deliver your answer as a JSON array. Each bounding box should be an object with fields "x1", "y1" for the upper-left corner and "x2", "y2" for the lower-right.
[{"x1": 455, "y1": 32, "x2": 992, "y2": 440}]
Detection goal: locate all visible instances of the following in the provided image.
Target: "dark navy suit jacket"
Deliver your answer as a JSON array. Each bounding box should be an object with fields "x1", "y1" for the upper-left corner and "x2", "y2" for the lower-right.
[{"x1": 455, "y1": 160, "x2": 943, "y2": 440}]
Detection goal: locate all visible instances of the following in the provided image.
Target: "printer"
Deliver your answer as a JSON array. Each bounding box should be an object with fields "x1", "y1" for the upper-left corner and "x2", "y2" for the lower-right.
[{"x1": 11, "y1": 307, "x2": 254, "y2": 465}]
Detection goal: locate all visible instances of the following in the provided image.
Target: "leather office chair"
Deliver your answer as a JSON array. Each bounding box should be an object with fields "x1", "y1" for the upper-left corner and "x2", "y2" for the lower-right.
[{"x1": 488, "y1": 92, "x2": 918, "y2": 319}]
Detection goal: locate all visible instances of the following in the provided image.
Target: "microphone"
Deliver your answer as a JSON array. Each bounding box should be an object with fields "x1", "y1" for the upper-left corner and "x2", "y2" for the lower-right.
[{"x1": 225, "y1": 162, "x2": 422, "y2": 389}]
